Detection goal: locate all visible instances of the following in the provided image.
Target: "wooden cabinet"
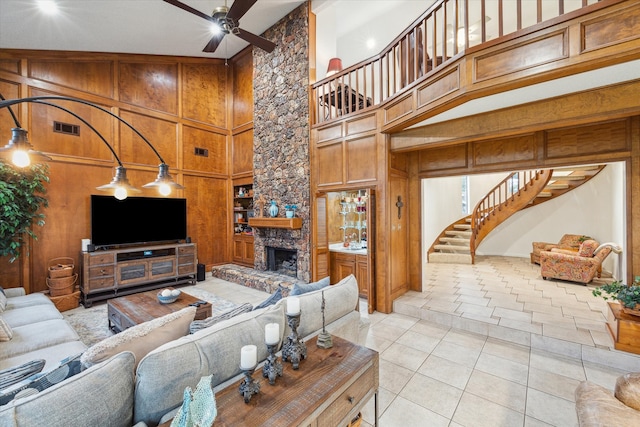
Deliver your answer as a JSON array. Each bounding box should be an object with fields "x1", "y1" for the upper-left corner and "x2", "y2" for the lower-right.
[
  {"x1": 232, "y1": 181, "x2": 254, "y2": 266},
  {"x1": 607, "y1": 302, "x2": 640, "y2": 355},
  {"x1": 330, "y1": 251, "x2": 369, "y2": 298},
  {"x1": 81, "y1": 243, "x2": 197, "y2": 307}
]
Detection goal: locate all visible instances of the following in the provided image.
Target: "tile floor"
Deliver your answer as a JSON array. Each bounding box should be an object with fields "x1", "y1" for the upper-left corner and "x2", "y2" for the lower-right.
[{"x1": 199, "y1": 256, "x2": 640, "y2": 427}]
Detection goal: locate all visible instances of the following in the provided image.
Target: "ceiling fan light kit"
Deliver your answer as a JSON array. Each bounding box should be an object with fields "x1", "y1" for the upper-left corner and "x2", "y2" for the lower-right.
[{"x1": 164, "y1": 0, "x2": 276, "y2": 54}]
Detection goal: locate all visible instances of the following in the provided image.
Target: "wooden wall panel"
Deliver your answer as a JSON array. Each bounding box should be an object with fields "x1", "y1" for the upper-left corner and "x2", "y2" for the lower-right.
[
  {"x1": 384, "y1": 95, "x2": 412, "y2": 125},
  {"x1": 0, "y1": 80, "x2": 21, "y2": 141},
  {"x1": 473, "y1": 134, "x2": 537, "y2": 166},
  {"x1": 346, "y1": 135, "x2": 377, "y2": 183},
  {"x1": 182, "y1": 126, "x2": 227, "y2": 174},
  {"x1": 582, "y1": 2, "x2": 640, "y2": 52},
  {"x1": 183, "y1": 174, "x2": 228, "y2": 267},
  {"x1": 29, "y1": 89, "x2": 114, "y2": 161},
  {"x1": 232, "y1": 128, "x2": 253, "y2": 175},
  {"x1": 545, "y1": 120, "x2": 629, "y2": 159},
  {"x1": 119, "y1": 62, "x2": 178, "y2": 114},
  {"x1": 389, "y1": 175, "x2": 409, "y2": 298},
  {"x1": 119, "y1": 110, "x2": 177, "y2": 166},
  {"x1": 390, "y1": 151, "x2": 408, "y2": 173},
  {"x1": 232, "y1": 50, "x2": 253, "y2": 129},
  {"x1": 30, "y1": 60, "x2": 114, "y2": 98},
  {"x1": 418, "y1": 144, "x2": 467, "y2": 173},
  {"x1": 345, "y1": 114, "x2": 376, "y2": 136},
  {"x1": 182, "y1": 63, "x2": 227, "y2": 127},
  {"x1": 317, "y1": 123, "x2": 342, "y2": 143},
  {"x1": 0, "y1": 60, "x2": 20, "y2": 74},
  {"x1": 316, "y1": 142, "x2": 344, "y2": 186},
  {"x1": 417, "y1": 67, "x2": 460, "y2": 107}
]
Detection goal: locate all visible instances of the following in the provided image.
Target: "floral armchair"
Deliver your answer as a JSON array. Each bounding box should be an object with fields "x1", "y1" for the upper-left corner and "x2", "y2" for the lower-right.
[
  {"x1": 539, "y1": 240, "x2": 612, "y2": 284},
  {"x1": 530, "y1": 233, "x2": 586, "y2": 264}
]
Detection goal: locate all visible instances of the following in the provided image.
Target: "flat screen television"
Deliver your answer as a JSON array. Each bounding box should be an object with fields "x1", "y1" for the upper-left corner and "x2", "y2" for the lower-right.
[{"x1": 91, "y1": 195, "x2": 187, "y2": 248}]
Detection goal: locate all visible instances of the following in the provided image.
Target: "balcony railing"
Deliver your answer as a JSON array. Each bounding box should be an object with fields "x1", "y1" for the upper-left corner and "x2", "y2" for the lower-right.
[{"x1": 312, "y1": 0, "x2": 601, "y2": 124}]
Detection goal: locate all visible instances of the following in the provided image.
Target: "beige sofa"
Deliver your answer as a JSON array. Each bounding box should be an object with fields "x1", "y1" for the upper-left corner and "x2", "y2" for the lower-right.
[
  {"x1": 575, "y1": 372, "x2": 640, "y2": 425},
  {"x1": 0, "y1": 274, "x2": 368, "y2": 426}
]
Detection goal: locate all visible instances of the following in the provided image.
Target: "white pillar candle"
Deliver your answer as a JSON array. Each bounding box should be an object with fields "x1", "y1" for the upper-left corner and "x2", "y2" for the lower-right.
[
  {"x1": 287, "y1": 296, "x2": 301, "y2": 315},
  {"x1": 240, "y1": 345, "x2": 257, "y2": 369},
  {"x1": 265, "y1": 323, "x2": 280, "y2": 345}
]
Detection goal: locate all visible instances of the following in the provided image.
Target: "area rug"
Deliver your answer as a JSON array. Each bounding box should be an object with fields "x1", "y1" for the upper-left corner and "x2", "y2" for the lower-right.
[{"x1": 63, "y1": 287, "x2": 238, "y2": 347}]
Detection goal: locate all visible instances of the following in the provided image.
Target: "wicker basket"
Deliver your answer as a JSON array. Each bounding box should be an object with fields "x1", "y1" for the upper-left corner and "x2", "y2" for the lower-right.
[
  {"x1": 47, "y1": 274, "x2": 78, "y2": 296},
  {"x1": 48, "y1": 257, "x2": 74, "y2": 278},
  {"x1": 46, "y1": 289, "x2": 80, "y2": 312},
  {"x1": 348, "y1": 413, "x2": 362, "y2": 427}
]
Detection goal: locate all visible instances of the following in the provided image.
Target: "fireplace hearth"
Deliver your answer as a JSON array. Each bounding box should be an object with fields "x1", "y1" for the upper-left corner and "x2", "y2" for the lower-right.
[{"x1": 267, "y1": 247, "x2": 297, "y2": 278}]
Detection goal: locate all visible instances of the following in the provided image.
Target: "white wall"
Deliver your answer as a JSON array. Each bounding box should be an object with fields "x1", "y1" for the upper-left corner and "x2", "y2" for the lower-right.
[{"x1": 422, "y1": 164, "x2": 626, "y2": 278}]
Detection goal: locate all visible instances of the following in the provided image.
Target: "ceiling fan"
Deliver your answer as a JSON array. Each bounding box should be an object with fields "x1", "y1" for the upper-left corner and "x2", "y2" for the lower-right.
[
  {"x1": 163, "y1": 0, "x2": 276, "y2": 54},
  {"x1": 447, "y1": 16, "x2": 491, "y2": 47}
]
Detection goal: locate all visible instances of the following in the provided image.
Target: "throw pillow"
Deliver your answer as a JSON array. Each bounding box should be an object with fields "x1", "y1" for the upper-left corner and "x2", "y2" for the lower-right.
[
  {"x1": 289, "y1": 276, "x2": 330, "y2": 296},
  {"x1": 189, "y1": 303, "x2": 253, "y2": 334},
  {"x1": 0, "y1": 359, "x2": 45, "y2": 391},
  {"x1": 578, "y1": 240, "x2": 598, "y2": 257},
  {"x1": 81, "y1": 306, "x2": 196, "y2": 369},
  {"x1": 0, "y1": 353, "x2": 83, "y2": 406},
  {"x1": 0, "y1": 317, "x2": 12, "y2": 342},
  {"x1": 253, "y1": 287, "x2": 283, "y2": 311},
  {"x1": 0, "y1": 288, "x2": 6, "y2": 312}
]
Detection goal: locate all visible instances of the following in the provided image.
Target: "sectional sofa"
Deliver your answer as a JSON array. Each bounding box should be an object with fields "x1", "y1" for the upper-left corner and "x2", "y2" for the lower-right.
[{"x1": 0, "y1": 274, "x2": 368, "y2": 426}]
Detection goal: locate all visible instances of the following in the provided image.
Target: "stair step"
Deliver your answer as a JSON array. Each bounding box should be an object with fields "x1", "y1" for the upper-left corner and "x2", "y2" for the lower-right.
[
  {"x1": 434, "y1": 244, "x2": 470, "y2": 252},
  {"x1": 445, "y1": 230, "x2": 472, "y2": 238},
  {"x1": 428, "y1": 252, "x2": 473, "y2": 264},
  {"x1": 550, "y1": 174, "x2": 585, "y2": 181},
  {"x1": 439, "y1": 237, "x2": 470, "y2": 245},
  {"x1": 537, "y1": 192, "x2": 552, "y2": 198},
  {"x1": 554, "y1": 165, "x2": 600, "y2": 172},
  {"x1": 545, "y1": 184, "x2": 570, "y2": 190},
  {"x1": 453, "y1": 224, "x2": 471, "y2": 230}
]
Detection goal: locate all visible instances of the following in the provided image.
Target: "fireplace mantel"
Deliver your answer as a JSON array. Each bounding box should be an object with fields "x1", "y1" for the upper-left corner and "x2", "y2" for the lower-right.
[{"x1": 248, "y1": 217, "x2": 302, "y2": 229}]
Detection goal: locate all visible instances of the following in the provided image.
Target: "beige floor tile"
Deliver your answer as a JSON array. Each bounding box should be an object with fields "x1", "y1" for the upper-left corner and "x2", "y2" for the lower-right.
[
  {"x1": 442, "y1": 329, "x2": 487, "y2": 350},
  {"x1": 493, "y1": 306, "x2": 533, "y2": 322},
  {"x1": 379, "y1": 313, "x2": 420, "y2": 330},
  {"x1": 482, "y1": 338, "x2": 531, "y2": 365},
  {"x1": 583, "y1": 361, "x2": 628, "y2": 390},
  {"x1": 365, "y1": 332, "x2": 393, "y2": 353},
  {"x1": 453, "y1": 392, "x2": 525, "y2": 427},
  {"x1": 431, "y1": 340, "x2": 481, "y2": 368},
  {"x1": 465, "y1": 370, "x2": 527, "y2": 412},
  {"x1": 378, "y1": 359, "x2": 414, "y2": 394},
  {"x1": 525, "y1": 388, "x2": 578, "y2": 427},
  {"x1": 542, "y1": 324, "x2": 594, "y2": 346},
  {"x1": 475, "y1": 352, "x2": 529, "y2": 385},
  {"x1": 408, "y1": 319, "x2": 450, "y2": 339},
  {"x1": 369, "y1": 322, "x2": 410, "y2": 342},
  {"x1": 529, "y1": 350, "x2": 587, "y2": 381},
  {"x1": 418, "y1": 355, "x2": 473, "y2": 390},
  {"x1": 380, "y1": 342, "x2": 429, "y2": 371},
  {"x1": 396, "y1": 329, "x2": 440, "y2": 354},
  {"x1": 379, "y1": 395, "x2": 450, "y2": 427},
  {"x1": 399, "y1": 373, "x2": 463, "y2": 418},
  {"x1": 528, "y1": 366, "x2": 582, "y2": 402}
]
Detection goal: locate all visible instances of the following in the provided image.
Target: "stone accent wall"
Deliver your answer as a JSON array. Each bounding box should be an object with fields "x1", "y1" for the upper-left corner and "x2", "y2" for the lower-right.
[{"x1": 253, "y1": 3, "x2": 310, "y2": 282}]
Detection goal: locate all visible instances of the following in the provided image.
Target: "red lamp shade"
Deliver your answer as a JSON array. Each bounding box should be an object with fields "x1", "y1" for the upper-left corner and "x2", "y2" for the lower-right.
[{"x1": 326, "y1": 58, "x2": 343, "y2": 77}]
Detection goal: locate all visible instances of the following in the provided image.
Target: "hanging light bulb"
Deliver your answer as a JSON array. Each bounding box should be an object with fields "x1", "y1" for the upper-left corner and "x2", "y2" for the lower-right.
[
  {"x1": 97, "y1": 166, "x2": 142, "y2": 200},
  {"x1": 0, "y1": 128, "x2": 51, "y2": 168},
  {"x1": 11, "y1": 148, "x2": 30, "y2": 168},
  {"x1": 143, "y1": 163, "x2": 184, "y2": 196}
]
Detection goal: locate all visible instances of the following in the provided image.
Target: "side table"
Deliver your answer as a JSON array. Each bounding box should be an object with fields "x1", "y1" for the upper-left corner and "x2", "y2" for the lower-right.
[{"x1": 160, "y1": 335, "x2": 379, "y2": 426}]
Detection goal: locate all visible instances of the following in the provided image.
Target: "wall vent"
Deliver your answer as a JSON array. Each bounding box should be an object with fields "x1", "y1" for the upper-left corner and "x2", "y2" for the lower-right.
[
  {"x1": 53, "y1": 121, "x2": 80, "y2": 136},
  {"x1": 194, "y1": 147, "x2": 209, "y2": 157}
]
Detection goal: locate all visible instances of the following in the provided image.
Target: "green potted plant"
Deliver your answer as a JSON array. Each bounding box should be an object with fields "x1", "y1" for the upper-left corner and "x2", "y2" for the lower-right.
[
  {"x1": 592, "y1": 276, "x2": 640, "y2": 316},
  {"x1": 0, "y1": 160, "x2": 49, "y2": 262}
]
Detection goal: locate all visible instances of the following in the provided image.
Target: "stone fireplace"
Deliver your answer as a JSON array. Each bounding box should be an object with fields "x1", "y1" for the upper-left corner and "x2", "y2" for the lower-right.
[{"x1": 267, "y1": 247, "x2": 297, "y2": 277}]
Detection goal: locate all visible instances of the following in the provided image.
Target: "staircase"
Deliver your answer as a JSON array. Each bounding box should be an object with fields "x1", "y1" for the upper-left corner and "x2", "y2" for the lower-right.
[{"x1": 428, "y1": 165, "x2": 606, "y2": 264}]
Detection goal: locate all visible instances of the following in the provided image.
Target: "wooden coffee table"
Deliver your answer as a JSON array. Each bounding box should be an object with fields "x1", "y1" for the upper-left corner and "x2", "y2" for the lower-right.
[
  {"x1": 159, "y1": 335, "x2": 379, "y2": 426},
  {"x1": 107, "y1": 288, "x2": 212, "y2": 333}
]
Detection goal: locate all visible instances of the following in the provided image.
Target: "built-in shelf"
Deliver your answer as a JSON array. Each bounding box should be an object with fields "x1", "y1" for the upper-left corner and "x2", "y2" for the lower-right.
[{"x1": 248, "y1": 217, "x2": 302, "y2": 229}]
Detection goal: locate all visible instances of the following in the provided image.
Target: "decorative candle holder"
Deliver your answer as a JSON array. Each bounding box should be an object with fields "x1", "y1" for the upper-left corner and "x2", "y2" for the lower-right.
[
  {"x1": 238, "y1": 365, "x2": 260, "y2": 403},
  {"x1": 263, "y1": 343, "x2": 283, "y2": 385},
  {"x1": 282, "y1": 313, "x2": 307, "y2": 370},
  {"x1": 317, "y1": 290, "x2": 333, "y2": 349}
]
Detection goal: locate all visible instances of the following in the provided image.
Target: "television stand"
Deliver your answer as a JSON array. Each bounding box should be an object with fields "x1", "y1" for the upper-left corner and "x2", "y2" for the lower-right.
[{"x1": 80, "y1": 242, "x2": 197, "y2": 307}]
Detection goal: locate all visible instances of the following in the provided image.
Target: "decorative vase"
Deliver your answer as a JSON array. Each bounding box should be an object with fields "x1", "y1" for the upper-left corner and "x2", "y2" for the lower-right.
[
  {"x1": 269, "y1": 200, "x2": 278, "y2": 218},
  {"x1": 286, "y1": 210, "x2": 294, "y2": 218}
]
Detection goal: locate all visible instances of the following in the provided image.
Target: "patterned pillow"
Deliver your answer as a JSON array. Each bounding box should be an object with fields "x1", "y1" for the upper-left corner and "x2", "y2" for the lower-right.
[
  {"x1": 0, "y1": 287, "x2": 6, "y2": 312},
  {"x1": 0, "y1": 317, "x2": 12, "y2": 342},
  {"x1": 290, "y1": 276, "x2": 330, "y2": 296},
  {"x1": 253, "y1": 287, "x2": 283, "y2": 311},
  {"x1": 0, "y1": 359, "x2": 45, "y2": 391},
  {"x1": 189, "y1": 303, "x2": 253, "y2": 334},
  {"x1": 0, "y1": 353, "x2": 83, "y2": 406},
  {"x1": 578, "y1": 240, "x2": 599, "y2": 257}
]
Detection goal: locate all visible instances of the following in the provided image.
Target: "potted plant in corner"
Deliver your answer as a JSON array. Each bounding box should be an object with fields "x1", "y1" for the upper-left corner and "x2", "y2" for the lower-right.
[
  {"x1": 592, "y1": 276, "x2": 640, "y2": 316},
  {"x1": 0, "y1": 160, "x2": 49, "y2": 262}
]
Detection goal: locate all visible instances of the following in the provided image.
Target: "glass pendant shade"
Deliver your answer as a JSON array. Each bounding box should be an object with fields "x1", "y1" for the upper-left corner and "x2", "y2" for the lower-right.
[
  {"x1": 142, "y1": 163, "x2": 184, "y2": 196},
  {"x1": 0, "y1": 128, "x2": 52, "y2": 167},
  {"x1": 96, "y1": 166, "x2": 142, "y2": 200}
]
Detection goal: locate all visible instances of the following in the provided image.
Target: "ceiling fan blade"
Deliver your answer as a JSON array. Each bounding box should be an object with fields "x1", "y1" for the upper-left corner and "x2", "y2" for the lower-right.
[
  {"x1": 227, "y1": 0, "x2": 258, "y2": 21},
  {"x1": 236, "y1": 28, "x2": 276, "y2": 53},
  {"x1": 203, "y1": 32, "x2": 226, "y2": 53},
  {"x1": 163, "y1": 0, "x2": 216, "y2": 23}
]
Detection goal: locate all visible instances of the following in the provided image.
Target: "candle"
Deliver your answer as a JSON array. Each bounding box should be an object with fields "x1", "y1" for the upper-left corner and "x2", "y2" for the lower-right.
[
  {"x1": 265, "y1": 323, "x2": 280, "y2": 345},
  {"x1": 287, "y1": 297, "x2": 300, "y2": 315},
  {"x1": 240, "y1": 345, "x2": 257, "y2": 369}
]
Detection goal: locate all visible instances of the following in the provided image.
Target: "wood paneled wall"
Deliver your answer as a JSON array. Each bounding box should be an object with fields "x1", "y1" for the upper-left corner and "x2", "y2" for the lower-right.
[{"x1": 0, "y1": 49, "x2": 238, "y2": 293}]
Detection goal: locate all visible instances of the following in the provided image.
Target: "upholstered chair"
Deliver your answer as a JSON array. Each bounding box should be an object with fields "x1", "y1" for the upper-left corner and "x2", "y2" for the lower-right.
[
  {"x1": 530, "y1": 233, "x2": 586, "y2": 264},
  {"x1": 539, "y1": 240, "x2": 612, "y2": 284},
  {"x1": 575, "y1": 372, "x2": 640, "y2": 426}
]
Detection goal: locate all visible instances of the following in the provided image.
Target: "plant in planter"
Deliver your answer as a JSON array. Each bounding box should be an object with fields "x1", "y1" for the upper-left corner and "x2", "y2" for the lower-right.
[
  {"x1": 592, "y1": 276, "x2": 640, "y2": 315},
  {"x1": 0, "y1": 160, "x2": 49, "y2": 262},
  {"x1": 284, "y1": 204, "x2": 297, "y2": 218}
]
